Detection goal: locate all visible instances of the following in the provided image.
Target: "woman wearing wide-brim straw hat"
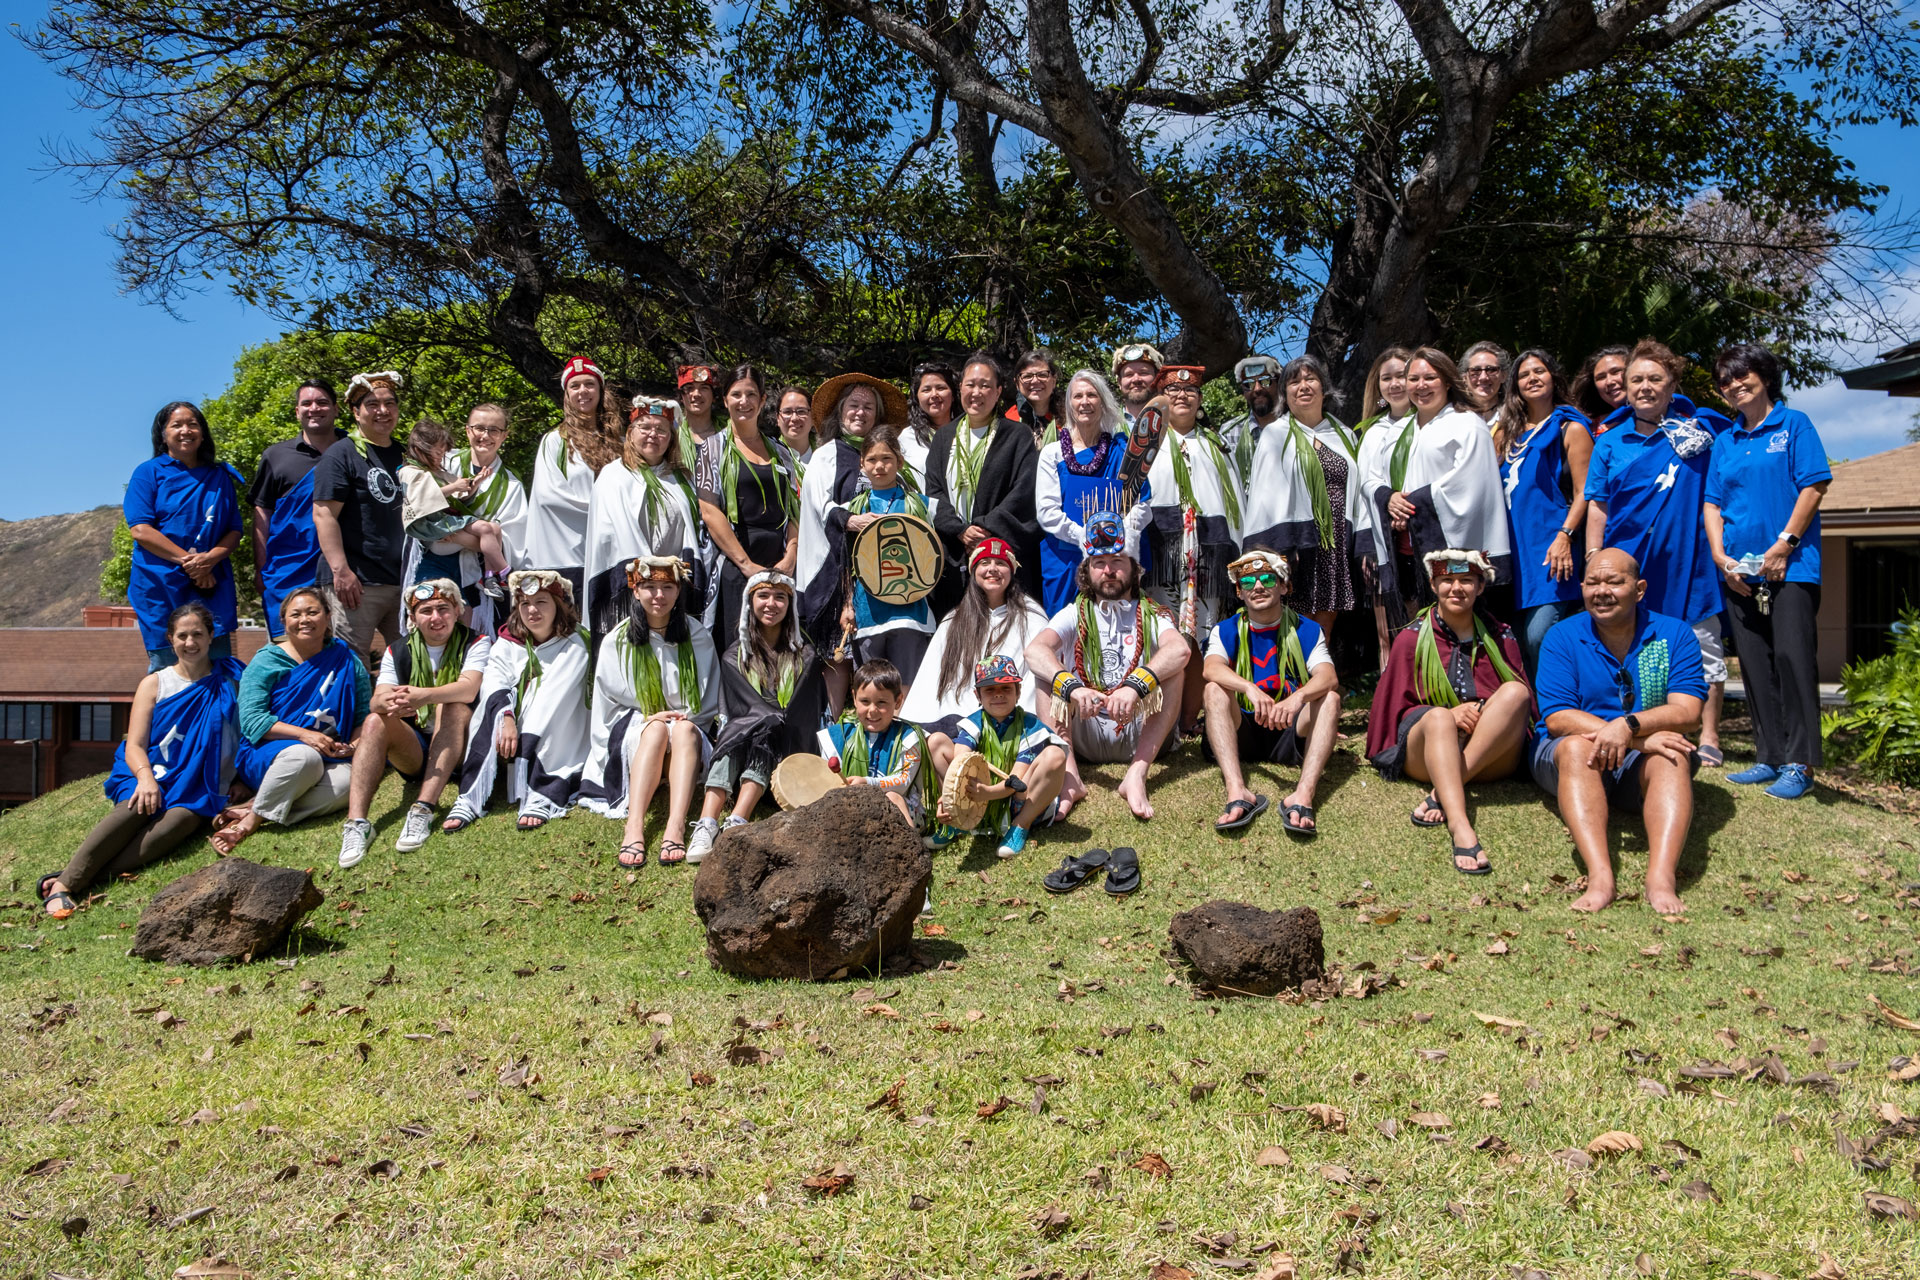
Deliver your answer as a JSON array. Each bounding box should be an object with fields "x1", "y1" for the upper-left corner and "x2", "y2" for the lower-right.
[
  {"x1": 797, "y1": 372, "x2": 912, "y2": 645},
  {"x1": 810, "y1": 373, "x2": 911, "y2": 439}
]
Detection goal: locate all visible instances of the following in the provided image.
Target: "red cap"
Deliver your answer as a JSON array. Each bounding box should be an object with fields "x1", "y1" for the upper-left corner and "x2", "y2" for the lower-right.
[
  {"x1": 560, "y1": 356, "x2": 603, "y2": 386},
  {"x1": 676, "y1": 365, "x2": 718, "y2": 389}
]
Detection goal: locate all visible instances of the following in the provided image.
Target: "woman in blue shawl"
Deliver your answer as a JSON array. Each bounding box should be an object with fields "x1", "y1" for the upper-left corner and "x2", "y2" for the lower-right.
[
  {"x1": 210, "y1": 586, "x2": 371, "y2": 854},
  {"x1": 125, "y1": 401, "x2": 245, "y2": 671},
  {"x1": 1494, "y1": 350, "x2": 1594, "y2": 677},
  {"x1": 37, "y1": 604, "x2": 243, "y2": 918}
]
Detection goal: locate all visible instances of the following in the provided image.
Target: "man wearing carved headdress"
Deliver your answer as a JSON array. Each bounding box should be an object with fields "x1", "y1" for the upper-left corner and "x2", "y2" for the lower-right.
[{"x1": 1025, "y1": 511, "x2": 1190, "y2": 822}]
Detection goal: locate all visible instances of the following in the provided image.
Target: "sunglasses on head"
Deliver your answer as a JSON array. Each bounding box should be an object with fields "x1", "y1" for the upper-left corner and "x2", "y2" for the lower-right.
[
  {"x1": 1237, "y1": 572, "x2": 1281, "y2": 589},
  {"x1": 1118, "y1": 345, "x2": 1154, "y2": 363},
  {"x1": 1238, "y1": 360, "x2": 1273, "y2": 384}
]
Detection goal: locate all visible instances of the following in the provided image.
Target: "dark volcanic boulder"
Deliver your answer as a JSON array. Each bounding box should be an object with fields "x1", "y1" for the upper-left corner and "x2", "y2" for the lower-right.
[
  {"x1": 131, "y1": 858, "x2": 324, "y2": 966},
  {"x1": 692, "y1": 785, "x2": 931, "y2": 980},
  {"x1": 1168, "y1": 900, "x2": 1324, "y2": 995}
]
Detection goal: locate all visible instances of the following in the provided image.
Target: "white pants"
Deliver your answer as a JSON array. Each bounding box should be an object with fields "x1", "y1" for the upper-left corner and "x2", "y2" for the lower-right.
[
  {"x1": 1692, "y1": 619, "x2": 1728, "y2": 684},
  {"x1": 251, "y1": 744, "x2": 352, "y2": 826}
]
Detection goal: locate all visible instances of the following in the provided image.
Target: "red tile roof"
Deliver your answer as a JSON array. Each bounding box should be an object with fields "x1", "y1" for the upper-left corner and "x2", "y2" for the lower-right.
[{"x1": 0, "y1": 628, "x2": 270, "y2": 702}]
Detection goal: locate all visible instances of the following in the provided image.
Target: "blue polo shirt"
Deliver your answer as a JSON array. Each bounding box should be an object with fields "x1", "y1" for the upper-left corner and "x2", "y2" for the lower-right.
[
  {"x1": 1704, "y1": 403, "x2": 1830, "y2": 585},
  {"x1": 1534, "y1": 605, "x2": 1707, "y2": 742},
  {"x1": 1585, "y1": 398, "x2": 1731, "y2": 624}
]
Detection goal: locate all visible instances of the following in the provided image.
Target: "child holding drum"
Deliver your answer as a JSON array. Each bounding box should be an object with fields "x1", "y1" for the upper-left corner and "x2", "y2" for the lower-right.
[{"x1": 928, "y1": 655, "x2": 1068, "y2": 859}]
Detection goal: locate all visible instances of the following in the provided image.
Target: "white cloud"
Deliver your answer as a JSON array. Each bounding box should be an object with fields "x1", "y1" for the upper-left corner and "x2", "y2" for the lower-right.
[{"x1": 1793, "y1": 377, "x2": 1918, "y2": 462}]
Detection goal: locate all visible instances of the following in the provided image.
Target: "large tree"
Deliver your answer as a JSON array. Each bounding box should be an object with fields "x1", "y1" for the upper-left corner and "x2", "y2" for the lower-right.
[{"x1": 27, "y1": 1, "x2": 1919, "y2": 402}]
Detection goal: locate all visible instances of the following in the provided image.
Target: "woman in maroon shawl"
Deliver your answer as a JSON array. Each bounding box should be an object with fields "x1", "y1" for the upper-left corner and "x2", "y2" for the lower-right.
[{"x1": 1366, "y1": 548, "x2": 1532, "y2": 876}]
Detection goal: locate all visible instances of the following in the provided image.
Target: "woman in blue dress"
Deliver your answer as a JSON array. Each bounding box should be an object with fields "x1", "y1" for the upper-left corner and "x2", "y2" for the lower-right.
[
  {"x1": 211, "y1": 586, "x2": 371, "y2": 854},
  {"x1": 37, "y1": 603, "x2": 244, "y2": 919},
  {"x1": 1034, "y1": 370, "x2": 1152, "y2": 616},
  {"x1": 1495, "y1": 350, "x2": 1593, "y2": 676},
  {"x1": 124, "y1": 401, "x2": 245, "y2": 671}
]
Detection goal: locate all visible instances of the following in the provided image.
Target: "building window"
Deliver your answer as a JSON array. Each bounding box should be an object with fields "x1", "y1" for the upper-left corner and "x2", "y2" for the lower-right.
[
  {"x1": 2, "y1": 703, "x2": 55, "y2": 741},
  {"x1": 75, "y1": 703, "x2": 116, "y2": 742}
]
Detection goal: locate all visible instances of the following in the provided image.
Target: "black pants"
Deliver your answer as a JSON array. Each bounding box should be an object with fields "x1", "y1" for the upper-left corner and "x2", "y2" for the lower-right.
[{"x1": 1724, "y1": 581, "x2": 1822, "y2": 766}]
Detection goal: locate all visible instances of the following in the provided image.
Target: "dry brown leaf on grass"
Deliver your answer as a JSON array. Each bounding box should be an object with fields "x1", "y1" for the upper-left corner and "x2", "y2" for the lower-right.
[
  {"x1": 1033, "y1": 1204, "x2": 1072, "y2": 1237},
  {"x1": 1414, "y1": 1047, "x2": 1449, "y2": 1062},
  {"x1": 23, "y1": 1157, "x2": 71, "y2": 1177},
  {"x1": 1587, "y1": 1130, "x2": 1643, "y2": 1157},
  {"x1": 1485, "y1": 939, "x2": 1511, "y2": 956},
  {"x1": 1251, "y1": 1255, "x2": 1299, "y2": 1280},
  {"x1": 586, "y1": 1166, "x2": 609, "y2": 1186},
  {"x1": 800, "y1": 1163, "x2": 855, "y2": 1196},
  {"x1": 1411, "y1": 1110, "x2": 1452, "y2": 1129},
  {"x1": 866, "y1": 1078, "x2": 906, "y2": 1114},
  {"x1": 1254, "y1": 1145, "x2": 1291, "y2": 1167},
  {"x1": 1149, "y1": 1265, "x2": 1195, "y2": 1280},
  {"x1": 1478, "y1": 1092, "x2": 1502, "y2": 1110},
  {"x1": 976, "y1": 1095, "x2": 1012, "y2": 1119},
  {"x1": 688, "y1": 1071, "x2": 716, "y2": 1088},
  {"x1": 1474, "y1": 1011, "x2": 1528, "y2": 1029},
  {"x1": 1319, "y1": 1164, "x2": 1352, "y2": 1185},
  {"x1": 1549, "y1": 1148, "x2": 1594, "y2": 1170},
  {"x1": 1862, "y1": 1191, "x2": 1917, "y2": 1221},
  {"x1": 173, "y1": 1259, "x2": 254, "y2": 1279},
  {"x1": 1638, "y1": 1078, "x2": 1670, "y2": 1098},
  {"x1": 1729, "y1": 1270, "x2": 1782, "y2": 1280},
  {"x1": 365, "y1": 1159, "x2": 399, "y2": 1180},
  {"x1": 1679, "y1": 1178, "x2": 1720, "y2": 1203},
  {"x1": 1279, "y1": 1102, "x2": 1348, "y2": 1132},
  {"x1": 863, "y1": 1002, "x2": 901, "y2": 1019},
  {"x1": 1871, "y1": 994, "x2": 1920, "y2": 1032},
  {"x1": 1809, "y1": 1254, "x2": 1846, "y2": 1280},
  {"x1": 1132, "y1": 1152, "x2": 1173, "y2": 1177}
]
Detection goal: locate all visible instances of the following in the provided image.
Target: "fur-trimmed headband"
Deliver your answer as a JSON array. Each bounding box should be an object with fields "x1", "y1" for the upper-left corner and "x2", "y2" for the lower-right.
[
  {"x1": 1423, "y1": 548, "x2": 1495, "y2": 581},
  {"x1": 1228, "y1": 549, "x2": 1290, "y2": 582},
  {"x1": 346, "y1": 370, "x2": 405, "y2": 405}
]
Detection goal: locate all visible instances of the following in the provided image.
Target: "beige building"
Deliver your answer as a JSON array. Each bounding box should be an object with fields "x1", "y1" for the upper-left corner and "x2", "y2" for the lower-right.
[{"x1": 1814, "y1": 441, "x2": 1920, "y2": 681}]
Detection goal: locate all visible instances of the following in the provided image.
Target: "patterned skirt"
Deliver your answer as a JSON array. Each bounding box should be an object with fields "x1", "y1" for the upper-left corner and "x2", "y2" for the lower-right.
[{"x1": 1290, "y1": 443, "x2": 1359, "y2": 614}]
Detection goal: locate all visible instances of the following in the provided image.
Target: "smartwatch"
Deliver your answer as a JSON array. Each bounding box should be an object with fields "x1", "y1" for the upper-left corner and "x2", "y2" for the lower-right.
[
  {"x1": 1623, "y1": 713, "x2": 1642, "y2": 735},
  {"x1": 1778, "y1": 531, "x2": 1801, "y2": 548}
]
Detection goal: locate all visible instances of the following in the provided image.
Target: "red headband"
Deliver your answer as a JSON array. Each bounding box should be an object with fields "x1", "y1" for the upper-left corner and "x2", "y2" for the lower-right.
[
  {"x1": 1157, "y1": 365, "x2": 1206, "y2": 390},
  {"x1": 676, "y1": 365, "x2": 718, "y2": 389},
  {"x1": 560, "y1": 356, "x2": 603, "y2": 386},
  {"x1": 969, "y1": 537, "x2": 1018, "y2": 571}
]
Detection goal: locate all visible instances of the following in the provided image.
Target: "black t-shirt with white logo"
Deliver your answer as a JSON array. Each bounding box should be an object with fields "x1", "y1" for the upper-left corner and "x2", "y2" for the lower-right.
[{"x1": 311, "y1": 436, "x2": 406, "y2": 586}]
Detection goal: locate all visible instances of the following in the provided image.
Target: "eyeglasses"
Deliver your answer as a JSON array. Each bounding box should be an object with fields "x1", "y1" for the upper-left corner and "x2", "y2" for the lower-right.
[
  {"x1": 1237, "y1": 572, "x2": 1281, "y2": 589},
  {"x1": 466, "y1": 423, "x2": 505, "y2": 437},
  {"x1": 1614, "y1": 668, "x2": 1635, "y2": 713},
  {"x1": 1466, "y1": 365, "x2": 1503, "y2": 378}
]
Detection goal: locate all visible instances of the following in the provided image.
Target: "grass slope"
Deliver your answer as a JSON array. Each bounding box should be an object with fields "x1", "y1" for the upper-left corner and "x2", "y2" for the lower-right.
[{"x1": 2, "y1": 726, "x2": 1918, "y2": 1279}]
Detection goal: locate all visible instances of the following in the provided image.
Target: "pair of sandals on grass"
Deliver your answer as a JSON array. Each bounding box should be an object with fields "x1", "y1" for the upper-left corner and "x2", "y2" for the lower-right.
[
  {"x1": 1214, "y1": 793, "x2": 1316, "y2": 838},
  {"x1": 1042, "y1": 846, "x2": 1139, "y2": 896}
]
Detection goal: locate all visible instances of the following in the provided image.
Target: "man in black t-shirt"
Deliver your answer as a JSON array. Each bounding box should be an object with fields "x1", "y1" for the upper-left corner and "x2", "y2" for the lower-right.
[
  {"x1": 249, "y1": 378, "x2": 348, "y2": 639},
  {"x1": 314, "y1": 370, "x2": 408, "y2": 659}
]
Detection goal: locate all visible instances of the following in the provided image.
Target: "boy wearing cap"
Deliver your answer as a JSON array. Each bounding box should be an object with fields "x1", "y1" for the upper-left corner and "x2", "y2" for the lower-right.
[
  {"x1": 1111, "y1": 342, "x2": 1165, "y2": 424},
  {"x1": 1201, "y1": 550, "x2": 1341, "y2": 836},
  {"x1": 1144, "y1": 364, "x2": 1243, "y2": 734},
  {"x1": 1025, "y1": 511, "x2": 1191, "y2": 821},
  {"x1": 931, "y1": 655, "x2": 1068, "y2": 859},
  {"x1": 339, "y1": 578, "x2": 491, "y2": 866}
]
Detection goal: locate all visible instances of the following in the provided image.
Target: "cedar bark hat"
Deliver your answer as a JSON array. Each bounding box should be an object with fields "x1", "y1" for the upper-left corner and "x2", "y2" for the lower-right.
[{"x1": 812, "y1": 372, "x2": 910, "y2": 428}]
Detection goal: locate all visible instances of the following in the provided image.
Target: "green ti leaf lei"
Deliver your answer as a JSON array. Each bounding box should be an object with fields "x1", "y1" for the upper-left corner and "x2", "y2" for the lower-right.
[
  {"x1": 950, "y1": 419, "x2": 996, "y2": 523},
  {"x1": 974, "y1": 709, "x2": 1023, "y2": 834},
  {"x1": 1413, "y1": 607, "x2": 1519, "y2": 707},
  {"x1": 720, "y1": 427, "x2": 799, "y2": 526},
  {"x1": 404, "y1": 623, "x2": 473, "y2": 731},
  {"x1": 1284, "y1": 414, "x2": 1358, "y2": 550},
  {"x1": 619, "y1": 619, "x2": 701, "y2": 718},
  {"x1": 1165, "y1": 425, "x2": 1242, "y2": 530},
  {"x1": 1234, "y1": 609, "x2": 1309, "y2": 712}
]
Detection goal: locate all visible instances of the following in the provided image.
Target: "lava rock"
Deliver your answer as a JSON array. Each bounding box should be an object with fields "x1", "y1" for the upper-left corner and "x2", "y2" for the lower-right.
[
  {"x1": 130, "y1": 857, "x2": 324, "y2": 966},
  {"x1": 692, "y1": 785, "x2": 931, "y2": 980},
  {"x1": 1168, "y1": 900, "x2": 1324, "y2": 995}
]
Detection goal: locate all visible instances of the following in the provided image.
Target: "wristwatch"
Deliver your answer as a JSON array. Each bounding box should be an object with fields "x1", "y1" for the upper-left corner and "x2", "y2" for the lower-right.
[
  {"x1": 1777, "y1": 531, "x2": 1801, "y2": 548},
  {"x1": 1623, "y1": 713, "x2": 1642, "y2": 735}
]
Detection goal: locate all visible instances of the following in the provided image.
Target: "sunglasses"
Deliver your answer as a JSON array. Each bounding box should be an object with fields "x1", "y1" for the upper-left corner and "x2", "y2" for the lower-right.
[
  {"x1": 1117, "y1": 345, "x2": 1156, "y2": 363},
  {"x1": 1614, "y1": 668, "x2": 1635, "y2": 713},
  {"x1": 1237, "y1": 572, "x2": 1281, "y2": 589}
]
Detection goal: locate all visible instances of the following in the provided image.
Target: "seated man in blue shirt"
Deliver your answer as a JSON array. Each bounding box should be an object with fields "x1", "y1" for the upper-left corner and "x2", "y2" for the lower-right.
[{"x1": 1532, "y1": 548, "x2": 1705, "y2": 916}]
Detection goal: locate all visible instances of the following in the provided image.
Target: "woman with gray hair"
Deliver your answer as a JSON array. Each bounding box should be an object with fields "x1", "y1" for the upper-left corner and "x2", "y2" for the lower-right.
[{"x1": 1034, "y1": 369, "x2": 1153, "y2": 616}]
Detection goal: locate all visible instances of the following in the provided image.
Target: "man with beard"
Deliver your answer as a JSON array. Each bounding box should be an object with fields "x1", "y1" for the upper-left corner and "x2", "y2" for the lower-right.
[
  {"x1": 1026, "y1": 511, "x2": 1190, "y2": 821},
  {"x1": 1532, "y1": 548, "x2": 1703, "y2": 916},
  {"x1": 1219, "y1": 355, "x2": 1283, "y2": 491},
  {"x1": 1111, "y1": 342, "x2": 1164, "y2": 427}
]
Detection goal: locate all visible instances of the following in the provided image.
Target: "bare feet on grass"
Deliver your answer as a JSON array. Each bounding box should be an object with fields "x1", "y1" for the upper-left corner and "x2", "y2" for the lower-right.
[{"x1": 1116, "y1": 765, "x2": 1153, "y2": 820}]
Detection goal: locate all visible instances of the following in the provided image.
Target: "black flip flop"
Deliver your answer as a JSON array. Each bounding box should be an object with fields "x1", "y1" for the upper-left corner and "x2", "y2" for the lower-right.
[
  {"x1": 1451, "y1": 843, "x2": 1492, "y2": 876},
  {"x1": 1280, "y1": 803, "x2": 1317, "y2": 839},
  {"x1": 1411, "y1": 793, "x2": 1446, "y2": 828},
  {"x1": 1043, "y1": 848, "x2": 1109, "y2": 895},
  {"x1": 1103, "y1": 847, "x2": 1141, "y2": 895},
  {"x1": 1214, "y1": 793, "x2": 1269, "y2": 832}
]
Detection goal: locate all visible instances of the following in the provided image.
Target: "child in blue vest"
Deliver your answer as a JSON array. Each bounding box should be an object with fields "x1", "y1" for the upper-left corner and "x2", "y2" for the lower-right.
[
  {"x1": 817, "y1": 659, "x2": 934, "y2": 832},
  {"x1": 933, "y1": 655, "x2": 1068, "y2": 859}
]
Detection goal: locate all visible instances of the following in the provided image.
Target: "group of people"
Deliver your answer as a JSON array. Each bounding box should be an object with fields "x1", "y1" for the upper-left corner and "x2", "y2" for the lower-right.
[{"x1": 36, "y1": 335, "x2": 1830, "y2": 921}]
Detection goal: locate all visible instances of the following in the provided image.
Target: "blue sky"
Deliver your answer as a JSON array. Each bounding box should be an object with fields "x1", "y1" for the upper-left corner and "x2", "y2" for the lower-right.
[{"x1": 1, "y1": 23, "x2": 1915, "y2": 521}]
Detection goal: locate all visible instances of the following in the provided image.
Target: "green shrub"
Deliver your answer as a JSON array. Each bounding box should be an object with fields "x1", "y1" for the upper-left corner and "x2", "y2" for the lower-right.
[{"x1": 1823, "y1": 607, "x2": 1920, "y2": 783}]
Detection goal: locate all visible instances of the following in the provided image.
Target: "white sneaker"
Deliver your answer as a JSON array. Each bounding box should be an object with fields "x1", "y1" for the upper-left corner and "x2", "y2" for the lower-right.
[
  {"x1": 686, "y1": 817, "x2": 720, "y2": 864},
  {"x1": 338, "y1": 818, "x2": 372, "y2": 869},
  {"x1": 395, "y1": 801, "x2": 435, "y2": 852},
  {"x1": 723, "y1": 814, "x2": 748, "y2": 830}
]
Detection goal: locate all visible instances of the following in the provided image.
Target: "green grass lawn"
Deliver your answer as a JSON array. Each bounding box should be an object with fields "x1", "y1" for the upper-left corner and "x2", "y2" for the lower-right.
[{"x1": 3, "y1": 719, "x2": 1918, "y2": 1279}]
